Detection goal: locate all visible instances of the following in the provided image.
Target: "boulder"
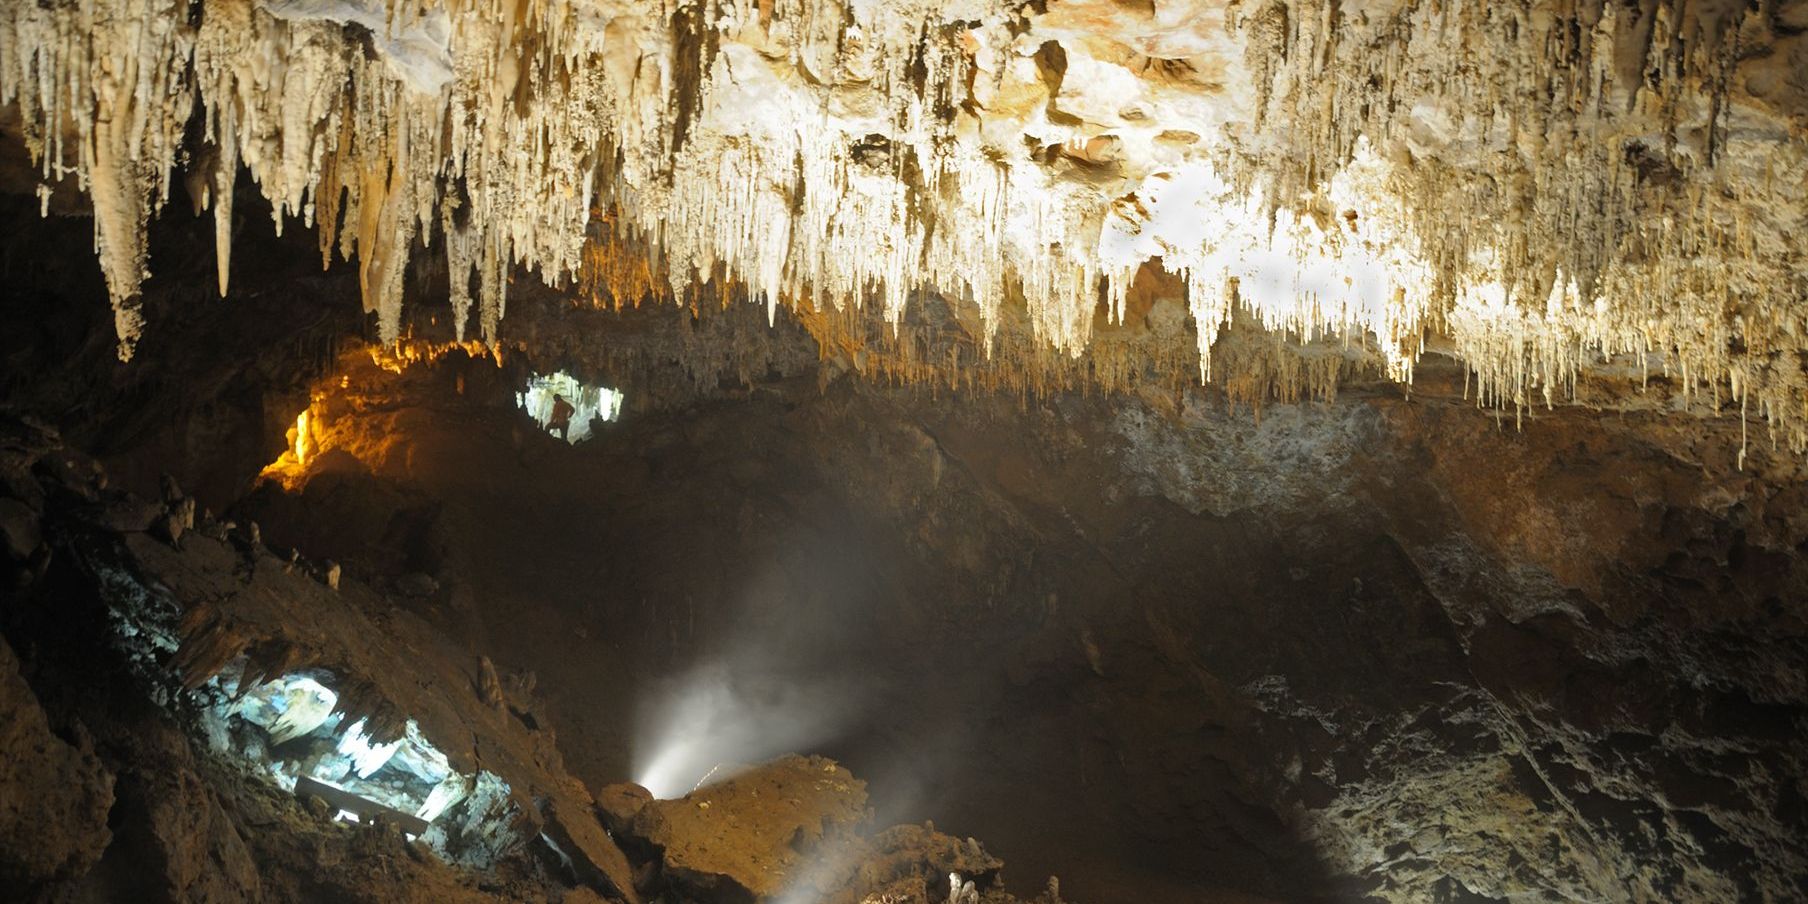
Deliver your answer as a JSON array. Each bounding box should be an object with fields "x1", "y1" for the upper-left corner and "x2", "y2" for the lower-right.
[
  {"x1": 541, "y1": 797, "x2": 642, "y2": 904},
  {"x1": 152, "y1": 511, "x2": 185, "y2": 546},
  {"x1": 32, "y1": 450, "x2": 104, "y2": 499},
  {"x1": 595, "y1": 782, "x2": 652, "y2": 836},
  {"x1": 158, "y1": 474, "x2": 184, "y2": 506},
  {"x1": 627, "y1": 755, "x2": 868, "y2": 901}
]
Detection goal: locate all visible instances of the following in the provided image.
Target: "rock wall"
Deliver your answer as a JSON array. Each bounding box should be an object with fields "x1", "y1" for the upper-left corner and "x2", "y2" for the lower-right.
[
  {"x1": 229, "y1": 332, "x2": 1808, "y2": 902},
  {"x1": 0, "y1": 632, "x2": 113, "y2": 891}
]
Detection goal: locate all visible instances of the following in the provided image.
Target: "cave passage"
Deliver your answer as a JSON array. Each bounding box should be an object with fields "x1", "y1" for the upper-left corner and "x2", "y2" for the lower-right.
[
  {"x1": 2, "y1": 218, "x2": 1806, "y2": 901},
  {"x1": 2, "y1": 1, "x2": 1807, "y2": 899},
  {"x1": 518, "y1": 371, "x2": 625, "y2": 445}
]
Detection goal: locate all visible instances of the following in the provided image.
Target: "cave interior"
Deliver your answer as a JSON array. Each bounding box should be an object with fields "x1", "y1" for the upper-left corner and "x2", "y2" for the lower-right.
[{"x1": 1, "y1": 2, "x2": 1807, "y2": 903}]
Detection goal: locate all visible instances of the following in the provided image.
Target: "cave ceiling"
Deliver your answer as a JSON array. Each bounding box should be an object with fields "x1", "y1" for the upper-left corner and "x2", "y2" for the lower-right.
[{"x1": 3, "y1": 0, "x2": 1806, "y2": 444}]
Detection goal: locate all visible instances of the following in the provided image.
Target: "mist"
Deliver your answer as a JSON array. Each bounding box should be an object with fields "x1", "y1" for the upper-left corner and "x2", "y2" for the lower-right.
[
  {"x1": 631, "y1": 654, "x2": 854, "y2": 799},
  {"x1": 629, "y1": 542, "x2": 883, "y2": 800}
]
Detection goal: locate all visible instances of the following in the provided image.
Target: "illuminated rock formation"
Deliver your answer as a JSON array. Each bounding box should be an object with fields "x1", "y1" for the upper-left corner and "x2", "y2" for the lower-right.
[{"x1": 3, "y1": 0, "x2": 1804, "y2": 444}]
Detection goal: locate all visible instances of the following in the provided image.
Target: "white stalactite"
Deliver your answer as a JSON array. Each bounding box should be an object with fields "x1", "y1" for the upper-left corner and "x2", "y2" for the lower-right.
[{"x1": 0, "y1": 0, "x2": 1803, "y2": 444}]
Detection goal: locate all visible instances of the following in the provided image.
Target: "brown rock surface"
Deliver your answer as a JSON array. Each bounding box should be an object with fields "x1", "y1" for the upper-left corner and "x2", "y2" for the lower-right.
[
  {"x1": 630, "y1": 755, "x2": 869, "y2": 900},
  {"x1": 236, "y1": 346, "x2": 1805, "y2": 903},
  {"x1": 0, "y1": 425, "x2": 646, "y2": 904},
  {"x1": 596, "y1": 782, "x2": 653, "y2": 836},
  {"x1": 0, "y1": 635, "x2": 113, "y2": 890}
]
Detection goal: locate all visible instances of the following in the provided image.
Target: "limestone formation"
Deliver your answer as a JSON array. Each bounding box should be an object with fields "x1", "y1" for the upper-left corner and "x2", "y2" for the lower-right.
[
  {"x1": 4, "y1": 0, "x2": 1804, "y2": 446},
  {"x1": 0, "y1": 4, "x2": 1806, "y2": 904}
]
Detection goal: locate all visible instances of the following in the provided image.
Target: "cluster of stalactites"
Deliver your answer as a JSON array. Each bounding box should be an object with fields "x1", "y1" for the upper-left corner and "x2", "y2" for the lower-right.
[
  {"x1": 2, "y1": 0, "x2": 1805, "y2": 451},
  {"x1": 1224, "y1": 0, "x2": 1808, "y2": 450},
  {"x1": 2, "y1": 0, "x2": 632, "y2": 358}
]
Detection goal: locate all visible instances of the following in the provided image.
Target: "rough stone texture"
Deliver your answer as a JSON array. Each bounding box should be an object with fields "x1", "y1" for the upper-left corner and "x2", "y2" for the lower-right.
[
  {"x1": 1086, "y1": 373, "x2": 1808, "y2": 902},
  {"x1": 543, "y1": 796, "x2": 641, "y2": 904},
  {"x1": 0, "y1": 190, "x2": 359, "y2": 509},
  {"x1": 0, "y1": 424, "x2": 617, "y2": 904},
  {"x1": 0, "y1": 417, "x2": 1084, "y2": 904},
  {"x1": 596, "y1": 782, "x2": 653, "y2": 837},
  {"x1": 824, "y1": 824, "x2": 1008, "y2": 904},
  {"x1": 98, "y1": 749, "x2": 264, "y2": 903},
  {"x1": 104, "y1": 521, "x2": 644, "y2": 903},
  {"x1": 0, "y1": 633, "x2": 113, "y2": 890},
  {"x1": 226, "y1": 336, "x2": 1808, "y2": 904},
  {"x1": 630, "y1": 755, "x2": 869, "y2": 901}
]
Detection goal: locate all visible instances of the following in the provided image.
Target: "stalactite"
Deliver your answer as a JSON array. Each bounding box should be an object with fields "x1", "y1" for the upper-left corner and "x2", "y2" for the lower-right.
[{"x1": 0, "y1": 0, "x2": 1803, "y2": 446}]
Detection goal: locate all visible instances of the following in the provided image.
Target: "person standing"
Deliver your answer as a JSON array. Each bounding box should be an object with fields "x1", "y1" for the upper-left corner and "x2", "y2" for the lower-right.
[{"x1": 548, "y1": 393, "x2": 576, "y2": 441}]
